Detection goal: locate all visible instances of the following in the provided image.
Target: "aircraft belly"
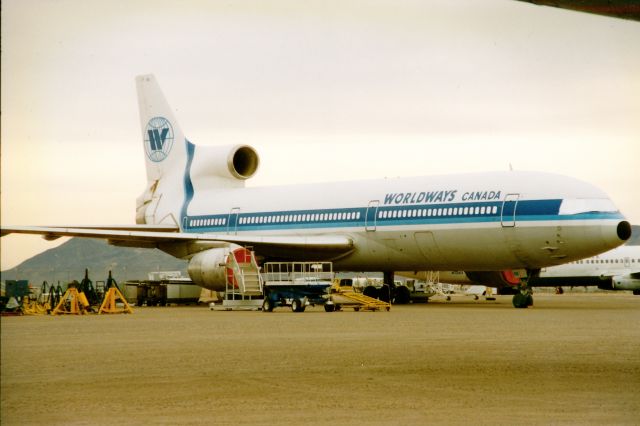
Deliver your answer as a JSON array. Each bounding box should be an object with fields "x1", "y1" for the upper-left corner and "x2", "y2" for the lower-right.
[
  {"x1": 333, "y1": 221, "x2": 620, "y2": 271},
  {"x1": 334, "y1": 227, "x2": 524, "y2": 271}
]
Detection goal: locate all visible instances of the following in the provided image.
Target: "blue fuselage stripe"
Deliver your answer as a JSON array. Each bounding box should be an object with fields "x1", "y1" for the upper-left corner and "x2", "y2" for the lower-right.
[
  {"x1": 180, "y1": 141, "x2": 196, "y2": 226},
  {"x1": 181, "y1": 198, "x2": 622, "y2": 233}
]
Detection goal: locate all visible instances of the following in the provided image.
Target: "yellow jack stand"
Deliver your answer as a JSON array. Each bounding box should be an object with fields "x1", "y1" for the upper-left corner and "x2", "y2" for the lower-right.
[
  {"x1": 99, "y1": 287, "x2": 133, "y2": 314},
  {"x1": 51, "y1": 288, "x2": 91, "y2": 315},
  {"x1": 21, "y1": 299, "x2": 50, "y2": 315}
]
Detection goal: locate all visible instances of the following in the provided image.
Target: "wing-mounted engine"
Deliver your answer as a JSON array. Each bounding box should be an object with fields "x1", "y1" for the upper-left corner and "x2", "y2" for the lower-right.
[
  {"x1": 190, "y1": 144, "x2": 260, "y2": 188},
  {"x1": 188, "y1": 246, "x2": 238, "y2": 290},
  {"x1": 187, "y1": 245, "x2": 263, "y2": 293},
  {"x1": 464, "y1": 270, "x2": 522, "y2": 288},
  {"x1": 611, "y1": 274, "x2": 640, "y2": 291}
]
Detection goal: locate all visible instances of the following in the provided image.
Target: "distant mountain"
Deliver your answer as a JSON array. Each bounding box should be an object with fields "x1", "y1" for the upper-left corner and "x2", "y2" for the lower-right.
[{"x1": 1, "y1": 238, "x2": 187, "y2": 286}]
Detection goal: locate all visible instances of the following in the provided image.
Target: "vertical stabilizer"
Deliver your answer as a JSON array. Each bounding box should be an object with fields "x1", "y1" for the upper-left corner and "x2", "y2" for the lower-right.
[
  {"x1": 136, "y1": 74, "x2": 188, "y2": 183},
  {"x1": 135, "y1": 75, "x2": 188, "y2": 226}
]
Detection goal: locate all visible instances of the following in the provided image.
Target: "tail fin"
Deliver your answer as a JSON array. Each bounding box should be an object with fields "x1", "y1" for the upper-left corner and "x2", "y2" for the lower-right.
[
  {"x1": 134, "y1": 74, "x2": 260, "y2": 228},
  {"x1": 135, "y1": 74, "x2": 188, "y2": 226},
  {"x1": 136, "y1": 74, "x2": 188, "y2": 183}
]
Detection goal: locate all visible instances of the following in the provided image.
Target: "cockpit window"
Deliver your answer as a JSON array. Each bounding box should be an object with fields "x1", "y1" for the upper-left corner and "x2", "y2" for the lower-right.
[{"x1": 559, "y1": 198, "x2": 618, "y2": 215}]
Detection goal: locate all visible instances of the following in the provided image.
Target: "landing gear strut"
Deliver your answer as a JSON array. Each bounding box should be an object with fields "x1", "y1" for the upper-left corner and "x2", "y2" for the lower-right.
[
  {"x1": 380, "y1": 271, "x2": 396, "y2": 303},
  {"x1": 512, "y1": 269, "x2": 539, "y2": 309}
]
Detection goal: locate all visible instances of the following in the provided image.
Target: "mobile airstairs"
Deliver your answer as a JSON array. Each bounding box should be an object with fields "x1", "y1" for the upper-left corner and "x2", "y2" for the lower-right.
[{"x1": 212, "y1": 248, "x2": 264, "y2": 311}]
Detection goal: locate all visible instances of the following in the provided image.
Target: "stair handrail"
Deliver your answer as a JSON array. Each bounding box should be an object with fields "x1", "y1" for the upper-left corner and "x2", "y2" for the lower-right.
[
  {"x1": 249, "y1": 251, "x2": 264, "y2": 292},
  {"x1": 226, "y1": 252, "x2": 245, "y2": 293}
]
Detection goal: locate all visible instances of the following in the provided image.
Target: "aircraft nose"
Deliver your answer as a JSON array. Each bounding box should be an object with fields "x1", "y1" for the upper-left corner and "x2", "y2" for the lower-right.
[
  {"x1": 599, "y1": 220, "x2": 631, "y2": 251},
  {"x1": 617, "y1": 220, "x2": 632, "y2": 241}
]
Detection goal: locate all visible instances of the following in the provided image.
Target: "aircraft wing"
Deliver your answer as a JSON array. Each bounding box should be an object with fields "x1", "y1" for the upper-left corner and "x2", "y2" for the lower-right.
[
  {"x1": 0, "y1": 225, "x2": 354, "y2": 255},
  {"x1": 515, "y1": 0, "x2": 640, "y2": 21}
]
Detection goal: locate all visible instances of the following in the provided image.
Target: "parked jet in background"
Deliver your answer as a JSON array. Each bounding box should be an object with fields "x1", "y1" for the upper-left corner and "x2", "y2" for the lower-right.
[
  {"x1": 413, "y1": 245, "x2": 639, "y2": 295},
  {"x1": 1, "y1": 75, "x2": 632, "y2": 308},
  {"x1": 535, "y1": 245, "x2": 639, "y2": 294}
]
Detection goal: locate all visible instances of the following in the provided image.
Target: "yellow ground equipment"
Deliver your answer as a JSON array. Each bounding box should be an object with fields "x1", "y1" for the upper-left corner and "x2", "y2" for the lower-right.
[
  {"x1": 21, "y1": 299, "x2": 50, "y2": 315},
  {"x1": 51, "y1": 285, "x2": 92, "y2": 315},
  {"x1": 98, "y1": 271, "x2": 133, "y2": 314},
  {"x1": 326, "y1": 281, "x2": 391, "y2": 312}
]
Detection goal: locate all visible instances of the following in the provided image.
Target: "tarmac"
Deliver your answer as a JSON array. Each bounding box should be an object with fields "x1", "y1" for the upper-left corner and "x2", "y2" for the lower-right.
[{"x1": 2, "y1": 293, "x2": 639, "y2": 425}]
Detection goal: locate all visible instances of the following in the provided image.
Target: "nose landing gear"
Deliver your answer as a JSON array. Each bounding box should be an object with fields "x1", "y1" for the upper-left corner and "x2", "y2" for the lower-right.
[{"x1": 512, "y1": 269, "x2": 539, "y2": 308}]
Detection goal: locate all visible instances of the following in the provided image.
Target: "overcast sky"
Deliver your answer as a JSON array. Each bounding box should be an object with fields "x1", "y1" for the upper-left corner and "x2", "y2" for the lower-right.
[{"x1": 2, "y1": 0, "x2": 639, "y2": 271}]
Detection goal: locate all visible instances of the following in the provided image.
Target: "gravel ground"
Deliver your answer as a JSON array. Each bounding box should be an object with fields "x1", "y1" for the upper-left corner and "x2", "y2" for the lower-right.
[{"x1": 2, "y1": 293, "x2": 639, "y2": 425}]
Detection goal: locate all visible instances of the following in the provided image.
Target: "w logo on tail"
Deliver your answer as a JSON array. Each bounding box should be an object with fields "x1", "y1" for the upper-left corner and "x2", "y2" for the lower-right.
[{"x1": 144, "y1": 117, "x2": 174, "y2": 162}]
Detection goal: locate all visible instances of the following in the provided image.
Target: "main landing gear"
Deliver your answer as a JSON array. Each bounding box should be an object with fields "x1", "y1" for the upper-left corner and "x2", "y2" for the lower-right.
[{"x1": 512, "y1": 269, "x2": 539, "y2": 309}]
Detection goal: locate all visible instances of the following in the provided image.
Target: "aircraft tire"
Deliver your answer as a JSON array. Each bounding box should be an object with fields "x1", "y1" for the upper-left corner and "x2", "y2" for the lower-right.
[
  {"x1": 512, "y1": 293, "x2": 529, "y2": 308},
  {"x1": 324, "y1": 304, "x2": 335, "y2": 312},
  {"x1": 363, "y1": 286, "x2": 378, "y2": 298},
  {"x1": 394, "y1": 286, "x2": 411, "y2": 304},
  {"x1": 378, "y1": 284, "x2": 391, "y2": 303}
]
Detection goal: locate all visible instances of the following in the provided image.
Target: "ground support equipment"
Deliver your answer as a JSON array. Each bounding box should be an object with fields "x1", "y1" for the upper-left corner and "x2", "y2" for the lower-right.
[
  {"x1": 51, "y1": 287, "x2": 92, "y2": 315},
  {"x1": 98, "y1": 271, "x2": 133, "y2": 314},
  {"x1": 262, "y1": 281, "x2": 332, "y2": 312},
  {"x1": 326, "y1": 285, "x2": 391, "y2": 312},
  {"x1": 98, "y1": 287, "x2": 133, "y2": 314},
  {"x1": 260, "y1": 262, "x2": 334, "y2": 312},
  {"x1": 211, "y1": 247, "x2": 264, "y2": 311}
]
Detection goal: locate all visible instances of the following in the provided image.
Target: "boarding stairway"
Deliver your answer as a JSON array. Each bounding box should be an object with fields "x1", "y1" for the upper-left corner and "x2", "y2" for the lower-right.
[
  {"x1": 212, "y1": 248, "x2": 264, "y2": 310},
  {"x1": 226, "y1": 248, "x2": 263, "y2": 296}
]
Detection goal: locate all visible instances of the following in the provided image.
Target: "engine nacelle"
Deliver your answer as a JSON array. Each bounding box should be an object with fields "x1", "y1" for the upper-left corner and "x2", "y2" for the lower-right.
[
  {"x1": 187, "y1": 245, "x2": 242, "y2": 291},
  {"x1": 611, "y1": 275, "x2": 640, "y2": 291},
  {"x1": 190, "y1": 144, "x2": 259, "y2": 182},
  {"x1": 464, "y1": 270, "x2": 522, "y2": 288}
]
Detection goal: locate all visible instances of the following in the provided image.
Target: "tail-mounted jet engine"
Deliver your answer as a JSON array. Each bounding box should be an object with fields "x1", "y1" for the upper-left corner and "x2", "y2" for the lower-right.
[{"x1": 135, "y1": 144, "x2": 260, "y2": 224}]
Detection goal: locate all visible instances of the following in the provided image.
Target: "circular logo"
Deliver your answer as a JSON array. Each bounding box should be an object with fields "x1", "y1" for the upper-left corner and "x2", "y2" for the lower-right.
[{"x1": 144, "y1": 117, "x2": 174, "y2": 162}]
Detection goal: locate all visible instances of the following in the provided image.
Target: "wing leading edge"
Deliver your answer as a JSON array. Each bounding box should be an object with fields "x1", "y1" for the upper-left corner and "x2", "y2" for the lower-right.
[{"x1": 0, "y1": 225, "x2": 354, "y2": 256}]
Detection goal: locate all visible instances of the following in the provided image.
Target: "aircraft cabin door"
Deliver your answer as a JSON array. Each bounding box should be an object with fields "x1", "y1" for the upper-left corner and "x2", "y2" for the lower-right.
[
  {"x1": 227, "y1": 207, "x2": 241, "y2": 235},
  {"x1": 365, "y1": 200, "x2": 379, "y2": 232},
  {"x1": 501, "y1": 193, "x2": 519, "y2": 227}
]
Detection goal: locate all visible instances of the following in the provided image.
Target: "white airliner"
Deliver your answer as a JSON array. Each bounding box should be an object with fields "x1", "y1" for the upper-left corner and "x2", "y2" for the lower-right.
[
  {"x1": 1, "y1": 74, "x2": 632, "y2": 308},
  {"x1": 429, "y1": 245, "x2": 640, "y2": 295},
  {"x1": 539, "y1": 245, "x2": 640, "y2": 294}
]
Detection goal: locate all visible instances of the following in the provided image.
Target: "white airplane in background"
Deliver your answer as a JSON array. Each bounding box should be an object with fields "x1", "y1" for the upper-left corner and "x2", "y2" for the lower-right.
[
  {"x1": 539, "y1": 245, "x2": 640, "y2": 294},
  {"x1": 414, "y1": 245, "x2": 640, "y2": 296},
  {"x1": 1, "y1": 74, "x2": 632, "y2": 308}
]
